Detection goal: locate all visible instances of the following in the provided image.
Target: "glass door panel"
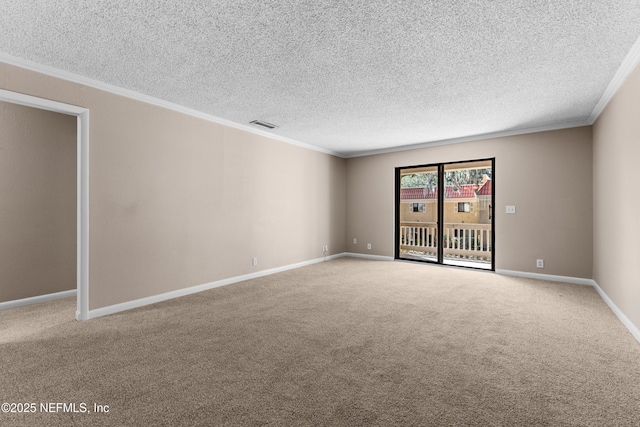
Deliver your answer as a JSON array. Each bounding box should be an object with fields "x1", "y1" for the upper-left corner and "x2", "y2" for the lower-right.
[
  {"x1": 398, "y1": 165, "x2": 439, "y2": 263},
  {"x1": 442, "y1": 160, "x2": 492, "y2": 269}
]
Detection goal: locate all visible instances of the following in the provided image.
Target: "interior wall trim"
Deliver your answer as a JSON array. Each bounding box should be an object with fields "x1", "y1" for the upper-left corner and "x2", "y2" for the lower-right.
[
  {"x1": 344, "y1": 120, "x2": 591, "y2": 158},
  {"x1": 0, "y1": 53, "x2": 341, "y2": 158},
  {"x1": 591, "y1": 280, "x2": 640, "y2": 345},
  {"x1": 87, "y1": 253, "x2": 395, "y2": 320},
  {"x1": 86, "y1": 253, "x2": 346, "y2": 320},
  {"x1": 589, "y1": 34, "x2": 640, "y2": 123},
  {"x1": 0, "y1": 88, "x2": 90, "y2": 322},
  {"x1": 497, "y1": 269, "x2": 639, "y2": 345},
  {"x1": 495, "y1": 269, "x2": 594, "y2": 286},
  {"x1": 343, "y1": 252, "x2": 395, "y2": 262},
  {"x1": 5, "y1": 43, "x2": 638, "y2": 161},
  {"x1": 0, "y1": 289, "x2": 77, "y2": 311}
]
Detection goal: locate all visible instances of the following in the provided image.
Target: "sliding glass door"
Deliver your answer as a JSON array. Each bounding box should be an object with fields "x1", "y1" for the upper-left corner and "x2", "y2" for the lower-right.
[
  {"x1": 442, "y1": 160, "x2": 493, "y2": 269},
  {"x1": 397, "y1": 165, "x2": 440, "y2": 262},
  {"x1": 396, "y1": 158, "x2": 494, "y2": 270}
]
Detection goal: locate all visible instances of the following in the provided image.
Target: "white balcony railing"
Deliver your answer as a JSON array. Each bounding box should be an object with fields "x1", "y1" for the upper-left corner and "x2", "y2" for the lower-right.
[{"x1": 400, "y1": 222, "x2": 492, "y2": 259}]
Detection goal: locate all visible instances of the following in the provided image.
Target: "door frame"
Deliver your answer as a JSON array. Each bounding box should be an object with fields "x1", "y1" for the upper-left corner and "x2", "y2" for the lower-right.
[
  {"x1": 0, "y1": 89, "x2": 90, "y2": 320},
  {"x1": 395, "y1": 157, "x2": 495, "y2": 271}
]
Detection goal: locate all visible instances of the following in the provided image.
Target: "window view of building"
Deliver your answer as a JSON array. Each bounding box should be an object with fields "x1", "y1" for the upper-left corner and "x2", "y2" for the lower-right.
[{"x1": 399, "y1": 163, "x2": 493, "y2": 269}]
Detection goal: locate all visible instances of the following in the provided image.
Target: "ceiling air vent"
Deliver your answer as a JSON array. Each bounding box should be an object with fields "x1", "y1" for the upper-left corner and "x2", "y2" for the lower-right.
[{"x1": 249, "y1": 120, "x2": 278, "y2": 130}]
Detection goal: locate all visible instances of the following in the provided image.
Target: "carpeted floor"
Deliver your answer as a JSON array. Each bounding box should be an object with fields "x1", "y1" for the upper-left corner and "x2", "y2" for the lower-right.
[{"x1": 1, "y1": 258, "x2": 639, "y2": 426}]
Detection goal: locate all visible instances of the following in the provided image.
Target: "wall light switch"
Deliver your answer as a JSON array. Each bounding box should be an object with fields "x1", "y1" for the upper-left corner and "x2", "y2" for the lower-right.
[{"x1": 506, "y1": 205, "x2": 516, "y2": 214}]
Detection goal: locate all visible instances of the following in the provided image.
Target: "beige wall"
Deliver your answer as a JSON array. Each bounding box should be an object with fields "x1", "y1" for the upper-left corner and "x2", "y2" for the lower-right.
[
  {"x1": 593, "y1": 63, "x2": 640, "y2": 330},
  {"x1": 3, "y1": 59, "x2": 627, "y2": 324},
  {"x1": 346, "y1": 127, "x2": 593, "y2": 278},
  {"x1": 0, "y1": 101, "x2": 76, "y2": 302},
  {"x1": 1, "y1": 62, "x2": 346, "y2": 310}
]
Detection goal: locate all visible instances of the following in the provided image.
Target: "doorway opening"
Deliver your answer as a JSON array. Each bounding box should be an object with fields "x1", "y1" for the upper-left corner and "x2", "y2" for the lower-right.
[
  {"x1": 0, "y1": 89, "x2": 89, "y2": 320},
  {"x1": 395, "y1": 158, "x2": 494, "y2": 271}
]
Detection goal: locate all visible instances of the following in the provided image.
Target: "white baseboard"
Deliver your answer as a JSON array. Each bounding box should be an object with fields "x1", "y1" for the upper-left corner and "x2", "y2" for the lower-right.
[
  {"x1": 495, "y1": 269, "x2": 594, "y2": 286},
  {"x1": 343, "y1": 252, "x2": 395, "y2": 261},
  {"x1": 80, "y1": 257, "x2": 640, "y2": 346},
  {"x1": 87, "y1": 254, "x2": 345, "y2": 320},
  {"x1": 591, "y1": 280, "x2": 640, "y2": 345},
  {"x1": 496, "y1": 269, "x2": 640, "y2": 345},
  {"x1": 0, "y1": 289, "x2": 77, "y2": 311}
]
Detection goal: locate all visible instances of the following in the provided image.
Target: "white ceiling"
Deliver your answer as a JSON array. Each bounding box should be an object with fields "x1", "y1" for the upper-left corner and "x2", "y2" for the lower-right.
[{"x1": 1, "y1": 1, "x2": 640, "y2": 157}]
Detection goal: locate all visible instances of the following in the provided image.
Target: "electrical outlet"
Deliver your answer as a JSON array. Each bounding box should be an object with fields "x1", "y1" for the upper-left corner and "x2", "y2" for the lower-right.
[
  {"x1": 353, "y1": 238, "x2": 357, "y2": 244},
  {"x1": 322, "y1": 245, "x2": 328, "y2": 253},
  {"x1": 367, "y1": 243, "x2": 372, "y2": 250},
  {"x1": 536, "y1": 259, "x2": 544, "y2": 268},
  {"x1": 506, "y1": 205, "x2": 516, "y2": 214},
  {"x1": 252, "y1": 257, "x2": 258, "y2": 266}
]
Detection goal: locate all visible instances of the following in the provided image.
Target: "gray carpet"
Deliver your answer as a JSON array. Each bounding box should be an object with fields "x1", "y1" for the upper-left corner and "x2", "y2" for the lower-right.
[{"x1": 1, "y1": 258, "x2": 639, "y2": 426}]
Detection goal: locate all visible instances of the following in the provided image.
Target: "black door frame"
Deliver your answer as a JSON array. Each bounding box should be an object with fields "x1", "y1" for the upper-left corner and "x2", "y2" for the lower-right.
[{"x1": 395, "y1": 157, "x2": 495, "y2": 271}]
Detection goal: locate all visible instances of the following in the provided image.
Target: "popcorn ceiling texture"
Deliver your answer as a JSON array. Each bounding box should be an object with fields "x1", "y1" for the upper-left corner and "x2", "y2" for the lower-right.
[{"x1": 1, "y1": 1, "x2": 639, "y2": 155}]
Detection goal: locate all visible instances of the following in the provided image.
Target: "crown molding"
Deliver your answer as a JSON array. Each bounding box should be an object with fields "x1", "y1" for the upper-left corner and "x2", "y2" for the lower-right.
[
  {"x1": 4, "y1": 32, "x2": 640, "y2": 161},
  {"x1": 0, "y1": 52, "x2": 343, "y2": 158},
  {"x1": 589, "y1": 34, "x2": 640, "y2": 124},
  {"x1": 343, "y1": 120, "x2": 591, "y2": 158}
]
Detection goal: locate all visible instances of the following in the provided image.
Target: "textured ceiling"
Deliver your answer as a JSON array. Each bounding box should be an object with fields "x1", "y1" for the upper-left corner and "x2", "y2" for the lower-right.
[{"x1": 1, "y1": 1, "x2": 640, "y2": 156}]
